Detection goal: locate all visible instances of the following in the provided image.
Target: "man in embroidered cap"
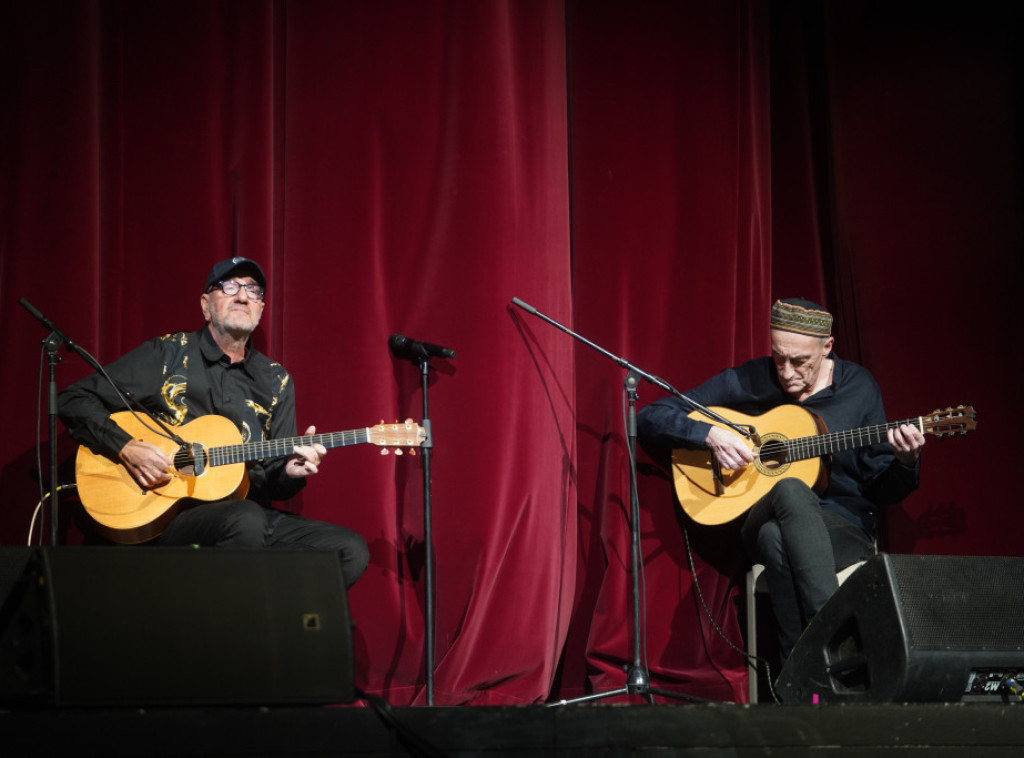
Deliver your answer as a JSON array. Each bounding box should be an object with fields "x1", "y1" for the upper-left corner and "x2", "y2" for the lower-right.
[
  {"x1": 58, "y1": 257, "x2": 369, "y2": 588},
  {"x1": 638, "y1": 297, "x2": 925, "y2": 669}
]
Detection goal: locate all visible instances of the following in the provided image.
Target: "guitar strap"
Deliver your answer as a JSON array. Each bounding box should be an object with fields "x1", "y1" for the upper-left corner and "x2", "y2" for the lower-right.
[{"x1": 181, "y1": 330, "x2": 207, "y2": 426}]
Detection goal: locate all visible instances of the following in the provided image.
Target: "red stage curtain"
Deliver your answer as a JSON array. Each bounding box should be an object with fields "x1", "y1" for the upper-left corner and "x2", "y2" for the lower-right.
[{"x1": 1, "y1": 1, "x2": 1021, "y2": 709}]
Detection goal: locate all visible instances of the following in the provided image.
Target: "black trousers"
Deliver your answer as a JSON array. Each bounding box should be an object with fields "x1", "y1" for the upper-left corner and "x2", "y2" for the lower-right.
[
  {"x1": 740, "y1": 479, "x2": 874, "y2": 660},
  {"x1": 157, "y1": 499, "x2": 369, "y2": 588}
]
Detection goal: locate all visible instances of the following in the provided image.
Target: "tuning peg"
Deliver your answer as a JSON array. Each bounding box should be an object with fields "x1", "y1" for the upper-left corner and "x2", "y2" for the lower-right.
[{"x1": 380, "y1": 449, "x2": 389, "y2": 456}]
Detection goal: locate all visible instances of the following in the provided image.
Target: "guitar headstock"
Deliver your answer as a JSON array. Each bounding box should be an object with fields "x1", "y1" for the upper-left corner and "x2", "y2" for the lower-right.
[
  {"x1": 369, "y1": 418, "x2": 427, "y2": 455},
  {"x1": 922, "y1": 405, "x2": 977, "y2": 438}
]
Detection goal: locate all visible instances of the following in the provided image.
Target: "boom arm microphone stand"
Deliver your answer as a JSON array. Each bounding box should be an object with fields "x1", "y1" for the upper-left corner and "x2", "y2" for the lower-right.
[
  {"x1": 20, "y1": 298, "x2": 193, "y2": 546},
  {"x1": 19, "y1": 298, "x2": 111, "y2": 546},
  {"x1": 511, "y1": 297, "x2": 754, "y2": 705}
]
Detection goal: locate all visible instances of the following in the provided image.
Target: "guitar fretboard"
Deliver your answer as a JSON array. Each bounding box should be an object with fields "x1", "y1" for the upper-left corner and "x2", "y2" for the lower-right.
[
  {"x1": 782, "y1": 417, "x2": 920, "y2": 462},
  {"x1": 207, "y1": 429, "x2": 372, "y2": 467}
]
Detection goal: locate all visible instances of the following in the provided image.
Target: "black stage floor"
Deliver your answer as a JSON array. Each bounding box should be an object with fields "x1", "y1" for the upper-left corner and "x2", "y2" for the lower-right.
[{"x1": 4, "y1": 701, "x2": 1024, "y2": 757}]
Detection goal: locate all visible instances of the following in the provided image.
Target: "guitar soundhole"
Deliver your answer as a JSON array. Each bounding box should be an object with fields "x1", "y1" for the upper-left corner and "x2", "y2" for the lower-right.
[
  {"x1": 173, "y1": 442, "x2": 207, "y2": 477},
  {"x1": 755, "y1": 437, "x2": 791, "y2": 475}
]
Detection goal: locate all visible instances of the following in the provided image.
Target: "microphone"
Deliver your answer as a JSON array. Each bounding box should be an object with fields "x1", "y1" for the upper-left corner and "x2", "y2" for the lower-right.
[
  {"x1": 511, "y1": 297, "x2": 537, "y2": 315},
  {"x1": 19, "y1": 298, "x2": 75, "y2": 346},
  {"x1": 388, "y1": 333, "x2": 456, "y2": 361}
]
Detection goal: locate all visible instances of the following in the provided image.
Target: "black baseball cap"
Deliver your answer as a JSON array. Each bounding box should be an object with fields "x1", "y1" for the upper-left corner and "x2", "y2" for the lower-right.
[{"x1": 204, "y1": 257, "x2": 267, "y2": 292}]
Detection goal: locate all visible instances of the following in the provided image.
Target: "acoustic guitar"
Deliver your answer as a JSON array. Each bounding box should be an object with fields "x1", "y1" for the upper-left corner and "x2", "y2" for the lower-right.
[
  {"x1": 76, "y1": 411, "x2": 426, "y2": 544},
  {"x1": 671, "y1": 404, "x2": 976, "y2": 526}
]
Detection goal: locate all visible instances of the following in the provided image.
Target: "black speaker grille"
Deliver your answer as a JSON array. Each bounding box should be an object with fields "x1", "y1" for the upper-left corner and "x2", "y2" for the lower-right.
[
  {"x1": 2, "y1": 548, "x2": 354, "y2": 706},
  {"x1": 891, "y1": 554, "x2": 1024, "y2": 650}
]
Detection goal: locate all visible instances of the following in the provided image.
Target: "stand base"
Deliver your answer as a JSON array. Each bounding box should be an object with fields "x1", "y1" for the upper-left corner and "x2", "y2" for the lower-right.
[{"x1": 548, "y1": 667, "x2": 710, "y2": 706}]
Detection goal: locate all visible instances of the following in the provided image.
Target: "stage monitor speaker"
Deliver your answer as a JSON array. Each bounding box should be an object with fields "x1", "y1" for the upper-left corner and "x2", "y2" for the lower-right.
[
  {"x1": 775, "y1": 553, "x2": 1024, "y2": 703},
  {"x1": 0, "y1": 548, "x2": 33, "y2": 606},
  {"x1": 0, "y1": 547, "x2": 354, "y2": 706}
]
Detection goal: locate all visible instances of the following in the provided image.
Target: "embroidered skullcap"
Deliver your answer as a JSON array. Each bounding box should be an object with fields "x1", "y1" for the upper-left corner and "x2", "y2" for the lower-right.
[{"x1": 770, "y1": 298, "x2": 832, "y2": 337}]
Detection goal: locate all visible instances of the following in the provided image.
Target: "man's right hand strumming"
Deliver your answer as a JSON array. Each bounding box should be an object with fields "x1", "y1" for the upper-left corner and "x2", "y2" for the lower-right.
[
  {"x1": 119, "y1": 438, "x2": 173, "y2": 489},
  {"x1": 705, "y1": 425, "x2": 755, "y2": 470}
]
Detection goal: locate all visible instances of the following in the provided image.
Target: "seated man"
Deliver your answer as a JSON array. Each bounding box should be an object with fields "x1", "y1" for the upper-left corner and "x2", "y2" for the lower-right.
[
  {"x1": 637, "y1": 298, "x2": 924, "y2": 660},
  {"x1": 59, "y1": 256, "x2": 368, "y2": 587}
]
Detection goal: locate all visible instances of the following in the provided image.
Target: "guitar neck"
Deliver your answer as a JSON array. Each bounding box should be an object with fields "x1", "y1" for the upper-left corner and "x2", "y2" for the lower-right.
[
  {"x1": 207, "y1": 429, "x2": 372, "y2": 467},
  {"x1": 788, "y1": 417, "x2": 920, "y2": 461}
]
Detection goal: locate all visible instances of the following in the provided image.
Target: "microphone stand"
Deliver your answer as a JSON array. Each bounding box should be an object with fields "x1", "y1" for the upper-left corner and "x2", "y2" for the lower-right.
[
  {"x1": 20, "y1": 298, "x2": 108, "y2": 546},
  {"x1": 19, "y1": 298, "x2": 189, "y2": 546},
  {"x1": 389, "y1": 334, "x2": 455, "y2": 706},
  {"x1": 417, "y1": 357, "x2": 436, "y2": 706},
  {"x1": 41, "y1": 331, "x2": 63, "y2": 546},
  {"x1": 390, "y1": 341, "x2": 442, "y2": 706},
  {"x1": 511, "y1": 298, "x2": 754, "y2": 705}
]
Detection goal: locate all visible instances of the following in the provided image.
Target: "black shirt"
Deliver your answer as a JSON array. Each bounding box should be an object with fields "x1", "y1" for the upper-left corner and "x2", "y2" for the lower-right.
[{"x1": 58, "y1": 327, "x2": 304, "y2": 505}]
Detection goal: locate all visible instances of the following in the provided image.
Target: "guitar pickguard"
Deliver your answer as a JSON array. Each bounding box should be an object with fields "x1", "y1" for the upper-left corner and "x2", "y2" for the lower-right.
[{"x1": 173, "y1": 441, "x2": 209, "y2": 476}]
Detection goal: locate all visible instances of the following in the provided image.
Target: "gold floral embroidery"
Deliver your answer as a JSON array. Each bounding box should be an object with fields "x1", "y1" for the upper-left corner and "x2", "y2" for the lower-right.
[
  {"x1": 160, "y1": 375, "x2": 188, "y2": 425},
  {"x1": 246, "y1": 400, "x2": 272, "y2": 440}
]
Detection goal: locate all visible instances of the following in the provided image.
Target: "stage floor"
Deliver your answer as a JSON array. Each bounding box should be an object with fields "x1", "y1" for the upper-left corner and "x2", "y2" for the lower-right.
[{"x1": 4, "y1": 701, "x2": 1024, "y2": 756}]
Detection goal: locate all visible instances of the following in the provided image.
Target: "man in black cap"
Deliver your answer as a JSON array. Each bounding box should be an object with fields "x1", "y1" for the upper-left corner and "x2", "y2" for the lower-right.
[
  {"x1": 637, "y1": 298, "x2": 925, "y2": 663},
  {"x1": 59, "y1": 257, "x2": 368, "y2": 587}
]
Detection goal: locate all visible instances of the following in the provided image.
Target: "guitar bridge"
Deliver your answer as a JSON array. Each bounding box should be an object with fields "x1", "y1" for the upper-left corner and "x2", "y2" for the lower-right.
[{"x1": 710, "y1": 458, "x2": 725, "y2": 496}]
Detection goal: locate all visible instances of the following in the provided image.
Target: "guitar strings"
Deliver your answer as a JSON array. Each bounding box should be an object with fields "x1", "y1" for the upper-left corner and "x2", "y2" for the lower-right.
[
  {"x1": 166, "y1": 422, "x2": 425, "y2": 471},
  {"x1": 209, "y1": 429, "x2": 373, "y2": 466},
  {"x1": 767, "y1": 418, "x2": 921, "y2": 463},
  {"x1": 754, "y1": 408, "x2": 972, "y2": 465}
]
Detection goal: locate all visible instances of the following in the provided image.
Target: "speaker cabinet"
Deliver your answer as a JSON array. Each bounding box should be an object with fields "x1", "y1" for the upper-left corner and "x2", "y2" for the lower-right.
[
  {"x1": 0, "y1": 548, "x2": 33, "y2": 607},
  {"x1": 776, "y1": 553, "x2": 1024, "y2": 703},
  {"x1": 0, "y1": 547, "x2": 354, "y2": 706}
]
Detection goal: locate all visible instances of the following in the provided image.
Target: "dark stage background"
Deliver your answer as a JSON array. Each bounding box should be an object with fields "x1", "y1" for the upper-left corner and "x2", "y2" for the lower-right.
[{"x1": 1, "y1": 0, "x2": 1020, "y2": 706}]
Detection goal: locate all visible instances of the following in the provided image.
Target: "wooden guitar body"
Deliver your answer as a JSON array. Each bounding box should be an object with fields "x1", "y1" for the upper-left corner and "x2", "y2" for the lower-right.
[
  {"x1": 76, "y1": 413, "x2": 248, "y2": 543},
  {"x1": 671, "y1": 406, "x2": 827, "y2": 526}
]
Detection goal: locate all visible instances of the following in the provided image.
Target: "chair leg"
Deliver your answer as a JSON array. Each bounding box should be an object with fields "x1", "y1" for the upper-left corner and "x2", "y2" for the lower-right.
[
  {"x1": 746, "y1": 567, "x2": 758, "y2": 704},
  {"x1": 746, "y1": 559, "x2": 870, "y2": 705}
]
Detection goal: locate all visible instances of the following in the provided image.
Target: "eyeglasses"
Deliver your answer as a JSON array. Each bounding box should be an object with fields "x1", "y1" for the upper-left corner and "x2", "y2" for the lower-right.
[{"x1": 213, "y1": 280, "x2": 265, "y2": 300}]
